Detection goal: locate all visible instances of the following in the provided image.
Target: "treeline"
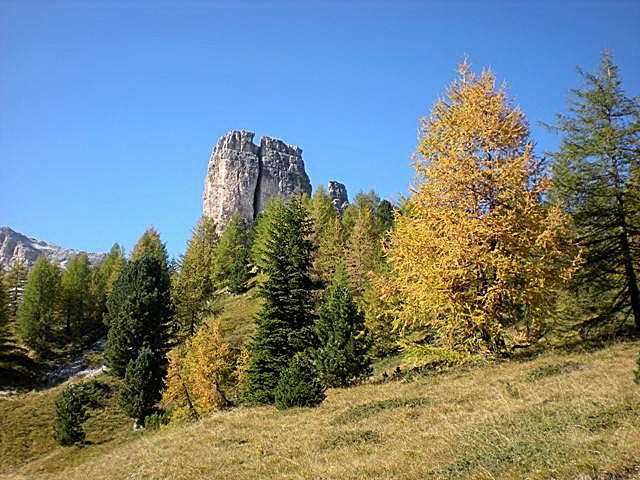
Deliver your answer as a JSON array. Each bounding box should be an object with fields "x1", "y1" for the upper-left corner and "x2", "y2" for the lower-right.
[{"x1": 0, "y1": 247, "x2": 125, "y2": 360}]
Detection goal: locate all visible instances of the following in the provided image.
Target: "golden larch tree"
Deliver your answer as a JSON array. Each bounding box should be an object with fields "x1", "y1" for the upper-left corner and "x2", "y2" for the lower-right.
[{"x1": 382, "y1": 61, "x2": 579, "y2": 359}]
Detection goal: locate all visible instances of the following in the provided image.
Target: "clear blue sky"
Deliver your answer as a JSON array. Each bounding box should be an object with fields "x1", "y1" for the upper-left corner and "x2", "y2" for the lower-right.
[{"x1": 1, "y1": 0, "x2": 638, "y2": 259}]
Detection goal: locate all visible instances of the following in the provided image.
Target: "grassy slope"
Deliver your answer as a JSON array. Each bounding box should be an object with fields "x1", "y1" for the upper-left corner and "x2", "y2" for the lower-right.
[{"x1": 2, "y1": 337, "x2": 639, "y2": 480}]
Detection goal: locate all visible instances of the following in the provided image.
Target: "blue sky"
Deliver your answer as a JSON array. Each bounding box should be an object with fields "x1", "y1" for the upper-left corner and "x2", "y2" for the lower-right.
[{"x1": 1, "y1": 0, "x2": 638, "y2": 259}]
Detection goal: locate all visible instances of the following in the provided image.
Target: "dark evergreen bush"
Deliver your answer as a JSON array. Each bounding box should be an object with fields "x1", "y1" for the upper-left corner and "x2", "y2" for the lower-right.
[
  {"x1": 105, "y1": 253, "x2": 172, "y2": 377},
  {"x1": 53, "y1": 385, "x2": 89, "y2": 446},
  {"x1": 274, "y1": 352, "x2": 325, "y2": 410},
  {"x1": 119, "y1": 347, "x2": 165, "y2": 423},
  {"x1": 314, "y1": 268, "x2": 372, "y2": 387}
]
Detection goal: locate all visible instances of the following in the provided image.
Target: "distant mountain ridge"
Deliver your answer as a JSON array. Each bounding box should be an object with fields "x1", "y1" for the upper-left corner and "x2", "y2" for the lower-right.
[{"x1": 0, "y1": 226, "x2": 106, "y2": 270}]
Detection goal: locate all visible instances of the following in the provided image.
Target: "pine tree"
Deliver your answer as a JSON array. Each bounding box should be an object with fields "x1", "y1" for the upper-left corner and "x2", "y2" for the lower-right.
[
  {"x1": 17, "y1": 256, "x2": 60, "y2": 356},
  {"x1": 274, "y1": 352, "x2": 325, "y2": 410},
  {"x1": 105, "y1": 253, "x2": 173, "y2": 377},
  {"x1": 549, "y1": 52, "x2": 640, "y2": 332},
  {"x1": 314, "y1": 268, "x2": 372, "y2": 387},
  {"x1": 244, "y1": 196, "x2": 315, "y2": 404},
  {"x1": 119, "y1": 346, "x2": 164, "y2": 424},
  {"x1": 59, "y1": 254, "x2": 92, "y2": 343},
  {"x1": 382, "y1": 60, "x2": 578, "y2": 358},
  {"x1": 250, "y1": 196, "x2": 285, "y2": 273},
  {"x1": 211, "y1": 213, "x2": 250, "y2": 294},
  {"x1": 53, "y1": 384, "x2": 89, "y2": 446},
  {"x1": 173, "y1": 217, "x2": 218, "y2": 338}
]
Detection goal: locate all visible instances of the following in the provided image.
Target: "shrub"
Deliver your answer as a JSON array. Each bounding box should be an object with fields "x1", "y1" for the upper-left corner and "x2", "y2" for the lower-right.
[
  {"x1": 119, "y1": 347, "x2": 164, "y2": 423},
  {"x1": 53, "y1": 385, "x2": 89, "y2": 446},
  {"x1": 274, "y1": 352, "x2": 325, "y2": 410}
]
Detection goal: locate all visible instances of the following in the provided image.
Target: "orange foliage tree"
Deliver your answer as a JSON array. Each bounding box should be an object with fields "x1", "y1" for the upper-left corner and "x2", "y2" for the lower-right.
[{"x1": 381, "y1": 61, "x2": 580, "y2": 359}]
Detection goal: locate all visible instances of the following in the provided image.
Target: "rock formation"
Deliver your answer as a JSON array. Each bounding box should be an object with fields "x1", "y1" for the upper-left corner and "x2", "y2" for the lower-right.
[
  {"x1": 0, "y1": 226, "x2": 105, "y2": 270},
  {"x1": 328, "y1": 181, "x2": 349, "y2": 215},
  {"x1": 202, "y1": 131, "x2": 312, "y2": 231}
]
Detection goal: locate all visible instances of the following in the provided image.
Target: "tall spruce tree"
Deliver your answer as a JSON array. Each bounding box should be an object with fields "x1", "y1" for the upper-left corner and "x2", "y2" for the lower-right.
[
  {"x1": 549, "y1": 52, "x2": 640, "y2": 332},
  {"x1": 244, "y1": 196, "x2": 315, "y2": 404},
  {"x1": 250, "y1": 196, "x2": 285, "y2": 273},
  {"x1": 105, "y1": 253, "x2": 173, "y2": 377},
  {"x1": 314, "y1": 268, "x2": 372, "y2": 387},
  {"x1": 17, "y1": 256, "x2": 61, "y2": 356},
  {"x1": 211, "y1": 213, "x2": 250, "y2": 294}
]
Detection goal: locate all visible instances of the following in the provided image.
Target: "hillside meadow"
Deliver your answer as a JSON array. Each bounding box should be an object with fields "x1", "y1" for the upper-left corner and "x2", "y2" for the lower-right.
[{"x1": 2, "y1": 338, "x2": 639, "y2": 480}]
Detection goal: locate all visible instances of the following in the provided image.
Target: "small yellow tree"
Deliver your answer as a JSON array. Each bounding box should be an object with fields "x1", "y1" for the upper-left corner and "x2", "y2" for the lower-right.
[
  {"x1": 382, "y1": 61, "x2": 579, "y2": 359},
  {"x1": 162, "y1": 319, "x2": 247, "y2": 420}
]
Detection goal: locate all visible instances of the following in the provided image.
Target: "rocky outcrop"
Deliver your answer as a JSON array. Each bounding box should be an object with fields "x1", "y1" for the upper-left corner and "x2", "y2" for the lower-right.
[
  {"x1": 203, "y1": 131, "x2": 312, "y2": 231},
  {"x1": 328, "y1": 181, "x2": 349, "y2": 215},
  {"x1": 202, "y1": 131, "x2": 261, "y2": 230},
  {"x1": 0, "y1": 226, "x2": 106, "y2": 270}
]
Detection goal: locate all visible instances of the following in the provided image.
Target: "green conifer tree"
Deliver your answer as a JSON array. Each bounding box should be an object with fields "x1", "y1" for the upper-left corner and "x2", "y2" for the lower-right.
[
  {"x1": 53, "y1": 384, "x2": 89, "y2": 446},
  {"x1": 244, "y1": 196, "x2": 315, "y2": 404},
  {"x1": 249, "y1": 196, "x2": 285, "y2": 273},
  {"x1": 105, "y1": 253, "x2": 173, "y2": 377},
  {"x1": 274, "y1": 352, "x2": 325, "y2": 410},
  {"x1": 549, "y1": 52, "x2": 640, "y2": 332},
  {"x1": 314, "y1": 268, "x2": 372, "y2": 387},
  {"x1": 17, "y1": 257, "x2": 60, "y2": 356},
  {"x1": 211, "y1": 213, "x2": 250, "y2": 294},
  {"x1": 119, "y1": 346, "x2": 164, "y2": 424}
]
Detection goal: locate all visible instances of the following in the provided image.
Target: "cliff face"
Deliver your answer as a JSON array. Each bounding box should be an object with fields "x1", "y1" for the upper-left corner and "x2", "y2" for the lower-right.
[
  {"x1": 202, "y1": 131, "x2": 312, "y2": 231},
  {"x1": 0, "y1": 226, "x2": 105, "y2": 270}
]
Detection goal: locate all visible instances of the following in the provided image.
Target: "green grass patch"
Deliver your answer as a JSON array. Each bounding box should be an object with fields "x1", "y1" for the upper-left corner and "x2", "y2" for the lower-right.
[{"x1": 331, "y1": 396, "x2": 431, "y2": 425}]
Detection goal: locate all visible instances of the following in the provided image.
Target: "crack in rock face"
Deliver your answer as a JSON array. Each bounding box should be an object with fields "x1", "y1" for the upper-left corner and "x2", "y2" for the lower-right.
[{"x1": 202, "y1": 130, "x2": 312, "y2": 232}]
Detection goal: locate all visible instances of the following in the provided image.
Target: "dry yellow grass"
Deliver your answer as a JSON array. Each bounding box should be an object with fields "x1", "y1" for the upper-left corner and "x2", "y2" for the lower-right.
[{"x1": 3, "y1": 340, "x2": 639, "y2": 480}]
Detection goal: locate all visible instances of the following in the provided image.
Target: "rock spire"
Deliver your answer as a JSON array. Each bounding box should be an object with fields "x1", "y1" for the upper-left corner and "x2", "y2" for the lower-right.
[{"x1": 202, "y1": 131, "x2": 312, "y2": 231}]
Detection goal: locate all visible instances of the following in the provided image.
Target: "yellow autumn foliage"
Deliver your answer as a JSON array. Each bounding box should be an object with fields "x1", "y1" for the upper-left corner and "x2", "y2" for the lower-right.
[
  {"x1": 381, "y1": 61, "x2": 580, "y2": 358},
  {"x1": 162, "y1": 319, "x2": 248, "y2": 421}
]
